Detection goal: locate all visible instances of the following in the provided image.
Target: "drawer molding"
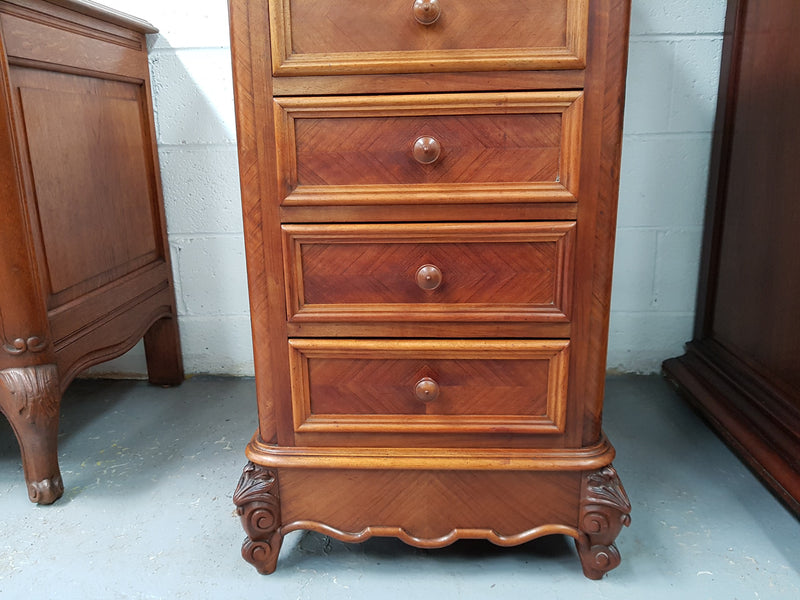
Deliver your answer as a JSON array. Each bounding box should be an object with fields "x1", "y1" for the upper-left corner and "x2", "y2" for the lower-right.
[
  {"x1": 274, "y1": 91, "x2": 584, "y2": 206},
  {"x1": 268, "y1": 0, "x2": 589, "y2": 76},
  {"x1": 246, "y1": 432, "x2": 614, "y2": 471},
  {"x1": 287, "y1": 339, "x2": 570, "y2": 435},
  {"x1": 282, "y1": 221, "x2": 576, "y2": 323}
]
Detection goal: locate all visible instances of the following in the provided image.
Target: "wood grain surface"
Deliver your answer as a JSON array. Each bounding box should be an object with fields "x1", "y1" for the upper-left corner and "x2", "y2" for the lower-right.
[
  {"x1": 276, "y1": 92, "x2": 583, "y2": 206},
  {"x1": 664, "y1": 0, "x2": 800, "y2": 515},
  {"x1": 282, "y1": 222, "x2": 574, "y2": 323},
  {"x1": 269, "y1": 0, "x2": 588, "y2": 74},
  {"x1": 0, "y1": 0, "x2": 182, "y2": 505},
  {"x1": 288, "y1": 338, "x2": 569, "y2": 435},
  {"x1": 229, "y1": 0, "x2": 631, "y2": 576}
]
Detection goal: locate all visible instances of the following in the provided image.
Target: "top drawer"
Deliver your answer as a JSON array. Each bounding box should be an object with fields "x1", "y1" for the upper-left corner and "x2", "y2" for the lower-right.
[{"x1": 268, "y1": 0, "x2": 589, "y2": 76}]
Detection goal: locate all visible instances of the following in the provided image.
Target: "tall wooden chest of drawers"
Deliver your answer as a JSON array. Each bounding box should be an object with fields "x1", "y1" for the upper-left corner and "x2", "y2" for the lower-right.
[{"x1": 230, "y1": 0, "x2": 631, "y2": 578}]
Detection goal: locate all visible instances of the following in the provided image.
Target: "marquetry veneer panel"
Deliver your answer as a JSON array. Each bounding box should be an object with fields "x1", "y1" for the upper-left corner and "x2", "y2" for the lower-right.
[
  {"x1": 274, "y1": 92, "x2": 584, "y2": 206},
  {"x1": 229, "y1": 0, "x2": 631, "y2": 579},
  {"x1": 268, "y1": 0, "x2": 588, "y2": 75},
  {"x1": 282, "y1": 222, "x2": 575, "y2": 323},
  {"x1": 279, "y1": 469, "x2": 582, "y2": 544},
  {"x1": 288, "y1": 339, "x2": 570, "y2": 435}
]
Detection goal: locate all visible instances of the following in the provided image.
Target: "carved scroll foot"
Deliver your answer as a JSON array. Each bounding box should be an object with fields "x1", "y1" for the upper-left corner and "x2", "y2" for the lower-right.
[
  {"x1": 233, "y1": 462, "x2": 283, "y2": 574},
  {"x1": 575, "y1": 465, "x2": 631, "y2": 580},
  {"x1": 0, "y1": 365, "x2": 64, "y2": 504}
]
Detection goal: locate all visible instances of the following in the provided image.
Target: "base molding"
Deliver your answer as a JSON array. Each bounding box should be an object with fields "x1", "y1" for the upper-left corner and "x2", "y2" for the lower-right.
[
  {"x1": 245, "y1": 434, "x2": 616, "y2": 471},
  {"x1": 663, "y1": 342, "x2": 800, "y2": 514},
  {"x1": 233, "y1": 458, "x2": 630, "y2": 579}
]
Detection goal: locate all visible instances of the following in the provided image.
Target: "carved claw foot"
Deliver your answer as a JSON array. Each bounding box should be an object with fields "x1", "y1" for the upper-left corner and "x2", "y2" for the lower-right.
[
  {"x1": 233, "y1": 462, "x2": 283, "y2": 574},
  {"x1": 0, "y1": 365, "x2": 64, "y2": 504},
  {"x1": 575, "y1": 465, "x2": 631, "y2": 580}
]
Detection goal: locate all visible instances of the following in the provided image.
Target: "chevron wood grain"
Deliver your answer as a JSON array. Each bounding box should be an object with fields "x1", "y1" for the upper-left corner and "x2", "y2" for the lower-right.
[
  {"x1": 275, "y1": 91, "x2": 583, "y2": 205},
  {"x1": 282, "y1": 222, "x2": 574, "y2": 323},
  {"x1": 296, "y1": 114, "x2": 560, "y2": 185},
  {"x1": 279, "y1": 469, "x2": 582, "y2": 543},
  {"x1": 268, "y1": 0, "x2": 588, "y2": 75},
  {"x1": 229, "y1": 0, "x2": 631, "y2": 578},
  {"x1": 288, "y1": 338, "x2": 569, "y2": 435}
]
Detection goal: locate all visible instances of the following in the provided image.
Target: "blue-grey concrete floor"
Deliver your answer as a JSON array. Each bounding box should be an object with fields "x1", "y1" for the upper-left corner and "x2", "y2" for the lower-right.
[{"x1": 0, "y1": 375, "x2": 798, "y2": 599}]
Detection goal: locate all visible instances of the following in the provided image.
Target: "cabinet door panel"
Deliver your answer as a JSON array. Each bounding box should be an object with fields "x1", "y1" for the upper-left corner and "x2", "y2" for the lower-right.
[{"x1": 12, "y1": 67, "x2": 159, "y2": 308}]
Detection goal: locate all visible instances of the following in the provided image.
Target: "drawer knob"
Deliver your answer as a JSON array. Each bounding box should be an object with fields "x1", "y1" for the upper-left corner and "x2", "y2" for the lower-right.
[
  {"x1": 416, "y1": 264, "x2": 442, "y2": 290},
  {"x1": 412, "y1": 0, "x2": 441, "y2": 25},
  {"x1": 415, "y1": 377, "x2": 440, "y2": 402},
  {"x1": 412, "y1": 136, "x2": 441, "y2": 165}
]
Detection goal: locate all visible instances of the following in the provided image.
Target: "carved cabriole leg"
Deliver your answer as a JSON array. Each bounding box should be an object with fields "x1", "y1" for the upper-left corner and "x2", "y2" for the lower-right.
[
  {"x1": 0, "y1": 364, "x2": 64, "y2": 504},
  {"x1": 575, "y1": 465, "x2": 631, "y2": 580},
  {"x1": 233, "y1": 462, "x2": 283, "y2": 574}
]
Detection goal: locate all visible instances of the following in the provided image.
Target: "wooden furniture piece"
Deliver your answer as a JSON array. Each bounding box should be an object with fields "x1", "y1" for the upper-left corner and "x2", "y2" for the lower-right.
[
  {"x1": 663, "y1": 0, "x2": 800, "y2": 514},
  {"x1": 0, "y1": 0, "x2": 183, "y2": 505},
  {"x1": 229, "y1": 0, "x2": 632, "y2": 578}
]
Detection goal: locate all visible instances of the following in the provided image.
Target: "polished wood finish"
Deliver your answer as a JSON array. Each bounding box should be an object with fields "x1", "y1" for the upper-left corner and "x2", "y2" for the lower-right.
[
  {"x1": 234, "y1": 461, "x2": 630, "y2": 578},
  {"x1": 269, "y1": 0, "x2": 588, "y2": 75},
  {"x1": 0, "y1": 0, "x2": 182, "y2": 504},
  {"x1": 278, "y1": 469, "x2": 581, "y2": 542},
  {"x1": 415, "y1": 265, "x2": 443, "y2": 291},
  {"x1": 272, "y1": 70, "x2": 587, "y2": 97},
  {"x1": 282, "y1": 222, "x2": 575, "y2": 323},
  {"x1": 275, "y1": 92, "x2": 583, "y2": 206},
  {"x1": 412, "y1": 0, "x2": 442, "y2": 26},
  {"x1": 287, "y1": 339, "x2": 569, "y2": 436},
  {"x1": 663, "y1": 0, "x2": 800, "y2": 514},
  {"x1": 245, "y1": 431, "x2": 617, "y2": 470},
  {"x1": 230, "y1": 0, "x2": 631, "y2": 577}
]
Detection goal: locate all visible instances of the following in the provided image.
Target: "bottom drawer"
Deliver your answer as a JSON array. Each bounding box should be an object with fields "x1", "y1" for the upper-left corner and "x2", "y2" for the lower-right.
[{"x1": 288, "y1": 339, "x2": 569, "y2": 435}]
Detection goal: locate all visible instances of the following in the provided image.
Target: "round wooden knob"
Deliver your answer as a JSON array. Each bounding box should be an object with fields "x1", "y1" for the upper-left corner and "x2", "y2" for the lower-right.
[
  {"x1": 416, "y1": 264, "x2": 442, "y2": 290},
  {"x1": 413, "y1": 0, "x2": 441, "y2": 25},
  {"x1": 415, "y1": 377, "x2": 440, "y2": 402},
  {"x1": 412, "y1": 136, "x2": 441, "y2": 164}
]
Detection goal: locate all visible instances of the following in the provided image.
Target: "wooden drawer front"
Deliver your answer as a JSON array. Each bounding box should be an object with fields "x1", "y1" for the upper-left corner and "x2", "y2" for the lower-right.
[
  {"x1": 282, "y1": 222, "x2": 575, "y2": 323},
  {"x1": 288, "y1": 339, "x2": 570, "y2": 435},
  {"x1": 275, "y1": 92, "x2": 583, "y2": 206},
  {"x1": 268, "y1": 0, "x2": 588, "y2": 75}
]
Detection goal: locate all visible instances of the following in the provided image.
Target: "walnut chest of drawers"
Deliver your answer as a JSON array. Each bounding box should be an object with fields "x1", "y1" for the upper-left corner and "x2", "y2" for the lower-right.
[{"x1": 229, "y1": 0, "x2": 631, "y2": 578}]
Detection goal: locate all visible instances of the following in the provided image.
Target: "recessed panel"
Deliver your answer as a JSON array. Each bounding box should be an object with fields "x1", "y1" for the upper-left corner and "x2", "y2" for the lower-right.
[{"x1": 16, "y1": 70, "x2": 158, "y2": 305}]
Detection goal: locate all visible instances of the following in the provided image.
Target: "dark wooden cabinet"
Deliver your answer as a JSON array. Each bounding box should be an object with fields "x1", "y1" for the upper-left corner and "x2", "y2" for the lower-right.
[
  {"x1": 663, "y1": 0, "x2": 800, "y2": 514},
  {"x1": 0, "y1": 0, "x2": 183, "y2": 504},
  {"x1": 230, "y1": 0, "x2": 632, "y2": 578}
]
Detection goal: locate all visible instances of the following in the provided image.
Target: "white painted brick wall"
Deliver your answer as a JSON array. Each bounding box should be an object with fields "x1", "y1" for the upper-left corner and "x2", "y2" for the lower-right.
[
  {"x1": 86, "y1": 0, "x2": 726, "y2": 377},
  {"x1": 610, "y1": 0, "x2": 726, "y2": 373}
]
